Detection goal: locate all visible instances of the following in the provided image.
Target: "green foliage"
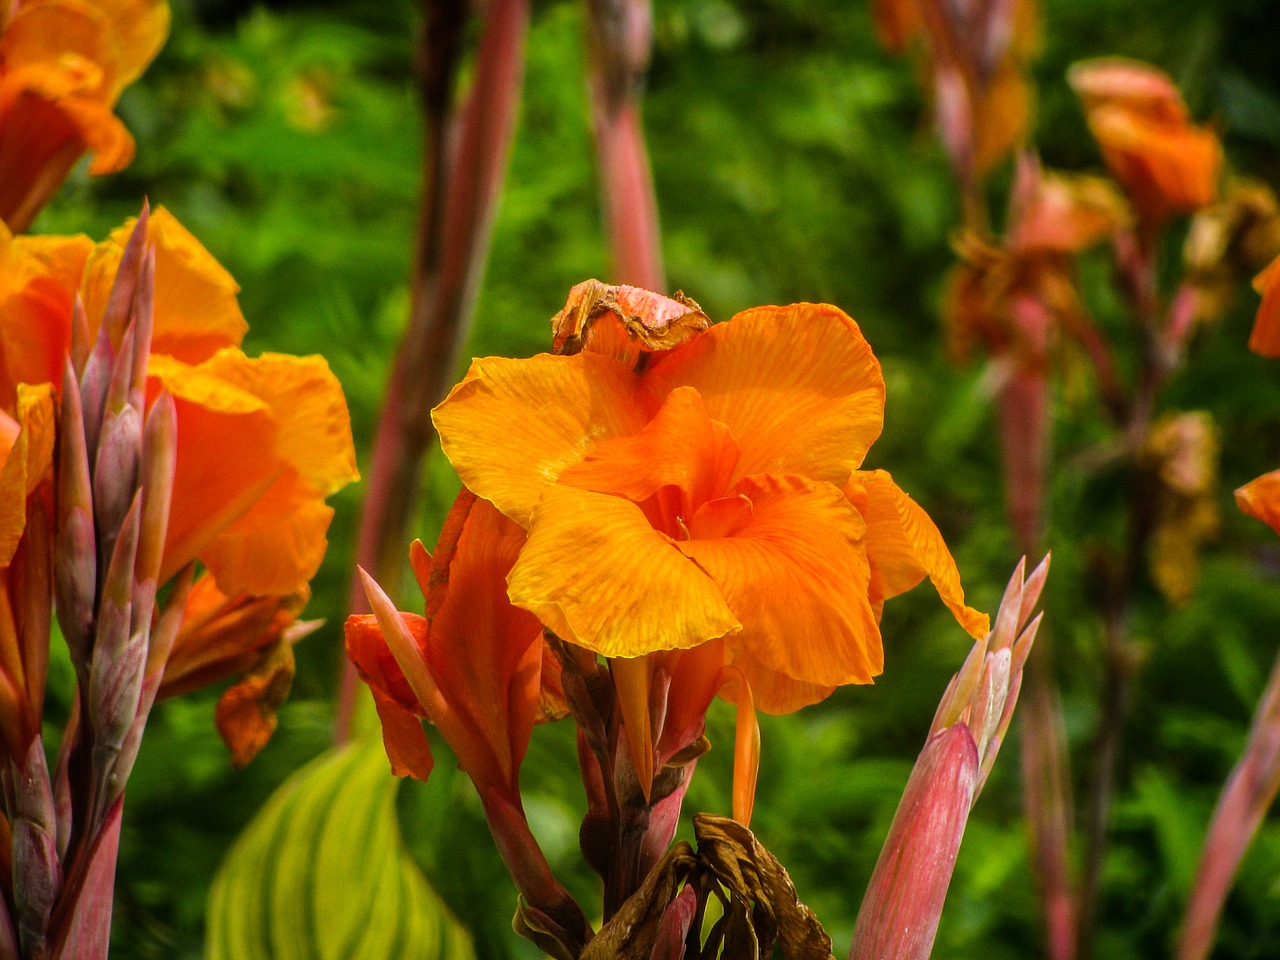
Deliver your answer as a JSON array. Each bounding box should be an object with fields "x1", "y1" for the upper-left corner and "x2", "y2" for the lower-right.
[{"x1": 206, "y1": 737, "x2": 474, "y2": 960}]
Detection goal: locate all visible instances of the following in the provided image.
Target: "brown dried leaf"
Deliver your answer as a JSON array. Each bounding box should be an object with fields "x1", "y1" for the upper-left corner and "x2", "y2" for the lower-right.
[{"x1": 581, "y1": 841, "x2": 696, "y2": 960}]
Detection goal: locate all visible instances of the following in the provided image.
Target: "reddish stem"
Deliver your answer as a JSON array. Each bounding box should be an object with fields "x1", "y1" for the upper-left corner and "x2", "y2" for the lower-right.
[
  {"x1": 585, "y1": 0, "x2": 665, "y2": 291},
  {"x1": 337, "y1": 0, "x2": 529, "y2": 740}
]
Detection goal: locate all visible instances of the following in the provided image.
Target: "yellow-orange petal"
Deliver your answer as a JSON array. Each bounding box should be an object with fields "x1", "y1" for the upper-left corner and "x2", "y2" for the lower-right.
[
  {"x1": 679, "y1": 473, "x2": 881, "y2": 687},
  {"x1": 645, "y1": 303, "x2": 885, "y2": 487},
  {"x1": 151, "y1": 349, "x2": 356, "y2": 592},
  {"x1": 197, "y1": 472, "x2": 334, "y2": 597},
  {"x1": 93, "y1": 0, "x2": 170, "y2": 95},
  {"x1": 507, "y1": 484, "x2": 740, "y2": 658},
  {"x1": 433, "y1": 352, "x2": 659, "y2": 527},
  {"x1": 0, "y1": 383, "x2": 55, "y2": 566},
  {"x1": 1236, "y1": 470, "x2": 1280, "y2": 536},
  {"x1": 1249, "y1": 255, "x2": 1280, "y2": 358},
  {"x1": 82, "y1": 207, "x2": 248, "y2": 363},
  {"x1": 0, "y1": 228, "x2": 93, "y2": 405},
  {"x1": 192, "y1": 350, "x2": 358, "y2": 496},
  {"x1": 849, "y1": 469, "x2": 990, "y2": 640},
  {"x1": 722, "y1": 657, "x2": 835, "y2": 717},
  {"x1": 149, "y1": 355, "x2": 281, "y2": 584},
  {"x1": 558, "y1": 386, "x2": 739, "y2": 520}
]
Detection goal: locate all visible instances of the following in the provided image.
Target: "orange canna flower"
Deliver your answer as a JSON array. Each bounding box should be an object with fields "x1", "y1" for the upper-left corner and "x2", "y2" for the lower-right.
[
  {"x1": 431, "y1": 291, "x2": 988, "y2": 810},
  {"x1": 0, "y1": 0, "x2": 170, "y2": 230},
  {"x1": 1069, "y1": 58, "x2": 1221, "y2": 230},
  {"x1": 0, "y1": 207, "x2": 356, "y2": 598}
]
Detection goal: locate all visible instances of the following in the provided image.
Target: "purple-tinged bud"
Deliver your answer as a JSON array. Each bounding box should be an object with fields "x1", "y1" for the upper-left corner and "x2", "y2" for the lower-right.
[
  {"x1": 127, "y1": 249, "x2": 156, "y2": 418},
  {"x1": 100, "y1": 202, "x2": 150, "y2": 349},
  {"x1": 12, "y1": 737, "x2": 61, "y2": 958},
  {"x1": 78, "y1": 325, "x2": 114, "y2": 466},
  {"x1": 849, "y1": 723, "x2": 980, "y2": 960},
  {"x1": 133, "y1": 393, "x2": 176, "y2": 612},
  {"x1": 92, "y1": 338, "x2": 142, "y2": 577},
  {"x1": 70, "y1": 295, "x2": 92, "y2": 380},
  {"x1": 19, "y1": 497, "x2": 53, "y2": 731},
  {"x1": 56, "y1": 360, "x2": 97, "y2": 666}
]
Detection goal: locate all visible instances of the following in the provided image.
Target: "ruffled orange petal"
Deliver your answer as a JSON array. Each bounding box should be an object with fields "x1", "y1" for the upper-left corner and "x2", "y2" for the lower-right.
[
  {"x1": 1249, "y1": 255, "x2": 1280, "y2": 358},
  {"x1": 81, "y1": 207, "x2": 248, "y2": 363},
  {"x1": 645, "y1": 303, "x2": 885, "y2": 486},
  {"x1": 679, "y1": 473, "x2": 881, "y2": 687},
  {"x1": 345, "y1": 612, "x2": 435, "y2": 781},
  {"x1": 149, "y1": 355, "x2": 281, "y2": 584},
  {"x1": 196, "y1": 471, "x2": 334, "y2": 597},
  {"x1": 558, "y1": 386, "x2": 738, "y2": 520},
  {"x1": 1236, "y1": 470, "x2": 1280, "y2": 537},
  {"x1": 849, "y1": 469, "x2": 989, "y2": 639},
  {"x1": 0, "y1": 383, "x2": 55, "y2": 566},
  {"x1": 150, "y1": 349, "x2": 357, "y2": 593},
  {"x1": 507, "y1": 484, "x2": 740, "y2": 658},
  {"x1": 722, "y1": 656, "x2": 835, "y2": 717},
  {"x1": 433, "y1": 352, "x2": 659, "y2": 526},
  {"x1": 92, "y1": 0, "x2": 170, "y2": 95}
]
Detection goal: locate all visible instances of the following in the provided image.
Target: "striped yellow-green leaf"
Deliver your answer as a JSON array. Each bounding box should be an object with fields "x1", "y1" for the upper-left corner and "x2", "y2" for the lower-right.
[{"x1": 207, "y1": 738, "x2": 475, "y2": 960}]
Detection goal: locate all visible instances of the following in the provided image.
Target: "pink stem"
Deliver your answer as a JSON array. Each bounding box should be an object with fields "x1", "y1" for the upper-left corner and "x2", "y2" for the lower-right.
[
  {"x1": 585, "y1": 0, "x2": 665, "y2": 291},
  {"x1": 337, "y1": 0, "x2": 529, "y2": 740}
]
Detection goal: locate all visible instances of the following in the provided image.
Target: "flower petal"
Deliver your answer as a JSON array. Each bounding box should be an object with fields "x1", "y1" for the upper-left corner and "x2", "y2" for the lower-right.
[
  {"x1": 507, "y1": 484, "x2": 740, "y2": 658},
  {"x1": 81, "y1": 207, "x2": 248, "y2": 363},
  {"x1": 849, "y1": 469, "x2": 989, "y2": 639},
  {"x1": 645, "y1": 303, "x2": 885, "y2": 485},
  {"x1": 0, "y1": 383, "x2": 55, "y2": 566},
  {"x1": 1236, "y1": 470, "x2": 1280, "y2": 537},
  {"x1": 558, "y1": 385, "x2": 738, "y2": 519},
  {"x1": 433, "y1": 352, "x2": 658, "y2": 527},
  {"x1": 1249, "y1": 255, "x2": 1280, "y2": 359},
  {"x1": 0, "y1": 227, "x2": 93, "y2": 407},
  {"x1": 214, "y1": 638, "x2": 294, "y2": 767},
  {"x1": 679, "y1": 473, "x2": 881, "y2": 688}
]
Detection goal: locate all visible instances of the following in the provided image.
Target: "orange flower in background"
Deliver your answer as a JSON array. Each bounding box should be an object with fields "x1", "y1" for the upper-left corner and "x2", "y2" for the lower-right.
[
  {"x1": 434, "y1": 293, "x2": 987, "y2": 709},
  {"x1": 872, "y1": 0, "x2": 1038, "y2": 182},
  {"x1": 0, "y1": 0, "x2": 170, "y2": 230},
  {"x1": 1248, "y1": 254, "x2": 1280, "y2": 359},
  {"x1": 1070, "y1": 57, "x2": 1221, "y2": 229}
]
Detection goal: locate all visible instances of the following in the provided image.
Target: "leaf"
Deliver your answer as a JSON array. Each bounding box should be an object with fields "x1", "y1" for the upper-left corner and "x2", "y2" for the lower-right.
[{"x1": 206, "y1": 738, "x2": 475, "y2": 960}]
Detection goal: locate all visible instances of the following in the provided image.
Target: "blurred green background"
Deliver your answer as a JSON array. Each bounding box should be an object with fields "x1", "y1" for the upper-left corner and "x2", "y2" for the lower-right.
[{"x1": 34, "y1": 0, "x2": 1280, "y2": 956}]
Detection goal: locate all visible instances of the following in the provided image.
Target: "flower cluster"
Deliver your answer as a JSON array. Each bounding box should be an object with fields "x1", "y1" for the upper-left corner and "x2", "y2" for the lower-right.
[
  {"x1": 347, "y1": 281, "x2": 989, "y2": 952},
  {"x1": 0, "y1": 205, "x2": 357, "y2": 957}
]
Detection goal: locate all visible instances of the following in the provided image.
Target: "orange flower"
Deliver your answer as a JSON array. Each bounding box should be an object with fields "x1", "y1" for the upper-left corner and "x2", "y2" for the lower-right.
[
  {"x1": 0, "y1": 0, "x2": 170, "y2": 230},
  {"x1": 0, "y1": 207, "x2": 355, "y2": 597},
  {"x1": 1069, "y1": 58, "x2": 1221, "y2": 229},
  {"x1": 431, "y1": 293, "x2": 987, "y2": 814}
]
